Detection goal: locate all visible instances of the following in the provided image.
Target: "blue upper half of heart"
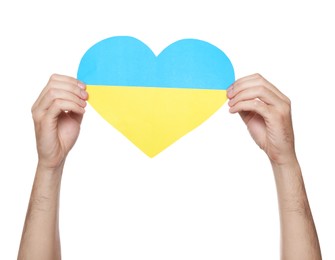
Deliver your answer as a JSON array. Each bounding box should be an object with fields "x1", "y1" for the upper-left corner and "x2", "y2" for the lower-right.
[{"x1": 77, "y1": 36, "x2": 234, "y2": 90}]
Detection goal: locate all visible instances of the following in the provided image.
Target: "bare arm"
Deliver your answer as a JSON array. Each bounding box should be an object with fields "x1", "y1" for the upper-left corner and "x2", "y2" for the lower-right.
[
  {"x1": 18, "y1": 74, "x2": 88, "y2": 260},
  {"x1": 227, "y1": 74, "x2": 322, "y2": 259}
]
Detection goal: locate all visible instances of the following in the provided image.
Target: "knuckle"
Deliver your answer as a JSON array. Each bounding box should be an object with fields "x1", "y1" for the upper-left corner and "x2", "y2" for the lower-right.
[
  {"x1": 50, "y1": 73, "x2": 60, "y2": 81},
  {"x1": 253, "y1": 99, "x2": 260, "y2": 107},
  {"x1": 256, "y1": 85, "x2": 267, "y2": 93},
  {"x1": 254, "y1": 73, "x2": 263, "y2": 79},
  {"x1": 31, "y1": 103, "x2": 41, "y2": 121},
  {"x1": 32, "y1": 110, "x2": 42, "y2": 123},
  {"x1": 278, "y1": 103, "x2": 291, "y2": 117},
  {"x1": 47, "y1": 87, "x2": 58, "y2": 99},
  {"x1": 254, "y1": 97, "x2": 264, "y2": 105},
  {"x1": 285, "y1": 96, "x2": 291, "y2": 106},
  {"x1": 31, "y1": 104, "x2": 36, "y2": 114},
  {"x1": 253, "y1": 99, "x2": 269, "y2": 113},
  {"x1": 259, "y1": 77, "x2": 267, "y2": 87},
  {"x1": 53, "y1": 99, "x2": 63, "y2": 108}
]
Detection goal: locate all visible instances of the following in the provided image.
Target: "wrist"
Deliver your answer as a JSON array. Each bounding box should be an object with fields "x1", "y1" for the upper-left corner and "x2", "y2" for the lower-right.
[
  {"x1": 37, "y1": 148, "x2": 67, "y2": 172},
  {"x1": 271, "y1": 157, "x2": 300, "y2": 175},
  {"x1": 271, "y1": 158, "x2": 305, "y2": 208},
  {"x1": 37, "y1": 159, "x2": 65, "y2": 175},
  {"x1": 29, "y1": 162, "x2": 64, "y2": 212},
  {"x1": 269, "y1": 149, "x2": 299, "y2": 170},
  {"x1": 34, "y1": 162, "x2": 64, "y2": 189},
  {"x1": 271, "y1": 159, "x2": 303, "y2": 191}
]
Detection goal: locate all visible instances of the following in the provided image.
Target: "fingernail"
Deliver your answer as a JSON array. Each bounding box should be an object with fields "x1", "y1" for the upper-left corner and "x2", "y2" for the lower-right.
[
  {"x1": 80, "y1": 99, "x2": 87, "y2": 107},
  {"x1": 229, "y1": 107, "x2": 235, "y2": 113},
  {"x1": 78, "y1": 82, "x2": 86, "y2": 89},
  {"x1": 228, "y1": 98, "x2": 234, "y2": 106},
  {"x1": 80, "y1": 90, "x2": 88, "y2": 99},
  {"x1": 227, "y1": 85, "x2": 234, "y2": 97}
]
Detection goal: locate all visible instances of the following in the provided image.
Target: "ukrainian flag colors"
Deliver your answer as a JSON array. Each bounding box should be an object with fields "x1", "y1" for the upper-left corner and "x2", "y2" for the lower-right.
[{"x1": 78, "y1": 36, "x2": 234, "y2": 157}]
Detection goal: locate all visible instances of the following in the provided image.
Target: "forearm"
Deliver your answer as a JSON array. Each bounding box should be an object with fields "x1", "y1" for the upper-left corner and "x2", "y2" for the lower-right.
[
  {"x1": 272, "y1": 160, "x2": 321, "y2": 260},
  {"x1": 18, "y1": 164, "x2": 63, "y2": 260}
]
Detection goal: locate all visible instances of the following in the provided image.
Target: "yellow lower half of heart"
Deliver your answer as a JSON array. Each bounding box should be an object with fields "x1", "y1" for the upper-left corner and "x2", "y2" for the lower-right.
[{"x1": 87, "y1": 85, "x2": 227, "y2": 157}]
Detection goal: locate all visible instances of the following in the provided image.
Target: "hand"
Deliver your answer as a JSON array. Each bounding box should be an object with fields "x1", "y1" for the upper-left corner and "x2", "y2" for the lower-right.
[
  {"x1": 227, "y1": 73, "x2": 296, "y2": 166},
  {"x1": 31, "y1": 74, "x2": 88, "y2": 170}
]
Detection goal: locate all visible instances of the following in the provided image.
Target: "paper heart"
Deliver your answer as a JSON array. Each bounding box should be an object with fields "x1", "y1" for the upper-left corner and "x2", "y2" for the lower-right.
[{"x1": 77, "y1": 36, "x2": 234, "y2": 157}]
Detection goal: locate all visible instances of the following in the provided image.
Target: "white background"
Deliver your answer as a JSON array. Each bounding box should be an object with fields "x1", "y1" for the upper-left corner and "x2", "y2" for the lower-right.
[{"x1": 1, "y1": 0, "x2": 334, "y2": 259}]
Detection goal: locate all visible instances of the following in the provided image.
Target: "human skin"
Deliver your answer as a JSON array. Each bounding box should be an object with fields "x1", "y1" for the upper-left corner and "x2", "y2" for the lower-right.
[
  {"x1": 18, "y1": 73, "x2": 321, "y2": 260},
  {"x1": 227, "y1": 73, "x2": 322, "y2": 259},
  {"x1": 17, "y1": 74, "x2": 88, "y2": 260}
]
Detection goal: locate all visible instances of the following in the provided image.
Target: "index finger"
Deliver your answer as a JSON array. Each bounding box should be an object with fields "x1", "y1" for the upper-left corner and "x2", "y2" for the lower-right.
[
  {"x1": 33, "y1": 74, "x2": 86, "y2": 110},
  {"x1": 228, "y1": 73, "x2": 290, "y2": 104}
]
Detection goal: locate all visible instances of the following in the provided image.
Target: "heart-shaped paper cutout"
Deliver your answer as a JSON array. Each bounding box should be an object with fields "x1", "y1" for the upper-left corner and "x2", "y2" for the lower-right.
[{"x1": 77, "y1": 36, "x2": 234, "y2": 157}]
